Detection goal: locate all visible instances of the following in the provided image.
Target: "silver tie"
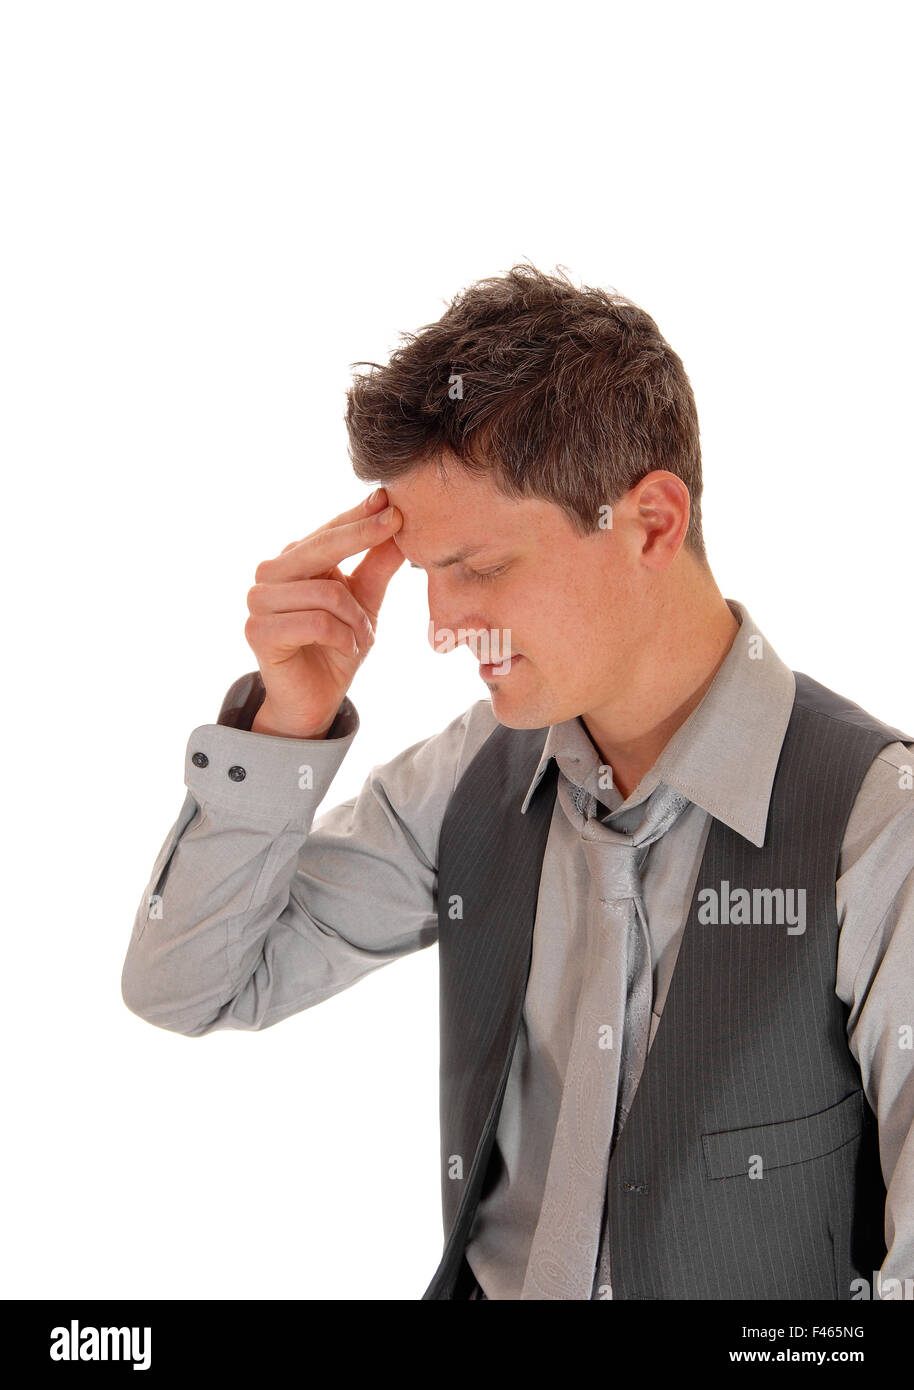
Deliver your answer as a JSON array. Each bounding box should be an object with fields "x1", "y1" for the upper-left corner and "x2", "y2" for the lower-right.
[{"x1": 520, "y1": 778, "x2": 690, "y2": 1300}]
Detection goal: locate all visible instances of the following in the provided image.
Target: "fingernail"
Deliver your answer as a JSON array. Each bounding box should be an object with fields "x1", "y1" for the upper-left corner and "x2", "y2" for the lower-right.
[
  {"x1": 376, "y1": 505, "x2": 394, "y2": 522},
  {"x1": 368, "y1": 488, "x2": 384, "y2": 506}
]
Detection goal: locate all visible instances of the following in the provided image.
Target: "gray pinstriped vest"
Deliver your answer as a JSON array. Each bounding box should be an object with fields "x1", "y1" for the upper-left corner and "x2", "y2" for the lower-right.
[{"x1": 422, "y1": 671, "x2": 912, "y2": 1300}]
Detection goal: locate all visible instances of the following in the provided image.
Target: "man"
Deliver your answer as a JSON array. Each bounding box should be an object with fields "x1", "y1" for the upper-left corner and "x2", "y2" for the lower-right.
[{"x1": 121, "y1": 264, "x2": 914, "y2": 1300}]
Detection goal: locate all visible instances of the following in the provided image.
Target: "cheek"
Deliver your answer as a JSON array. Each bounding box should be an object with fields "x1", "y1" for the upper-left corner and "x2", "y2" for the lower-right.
[
  {"x1": 538, "y1": 594, "x2": 590, "y2": 639},
  {"x1": 504, "y1": 578, "x2": 593, "y2": 657},
  {"x1": 523, "y1": 621, "x2": 592, "y2": 674}
]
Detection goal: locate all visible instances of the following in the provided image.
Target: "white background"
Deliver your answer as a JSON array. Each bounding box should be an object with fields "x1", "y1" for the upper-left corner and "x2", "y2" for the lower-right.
[{"x1": 2, "y1": 1, "x2": 911, "y2": 1300}]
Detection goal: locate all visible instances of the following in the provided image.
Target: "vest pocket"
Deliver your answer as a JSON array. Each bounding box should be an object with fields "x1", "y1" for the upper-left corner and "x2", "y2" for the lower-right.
[{"x1": 701, "y1": 1090, "x2": 866, "y2": 1181}]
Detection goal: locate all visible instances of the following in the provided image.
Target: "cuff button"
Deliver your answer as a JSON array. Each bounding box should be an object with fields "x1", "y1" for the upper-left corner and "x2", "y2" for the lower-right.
[
  {"x1": 191, "y1": 752, "x2": 209, "y2": 768},
  {"x1": 228, "y1": 765, "x2": 247, "y2": 782}
]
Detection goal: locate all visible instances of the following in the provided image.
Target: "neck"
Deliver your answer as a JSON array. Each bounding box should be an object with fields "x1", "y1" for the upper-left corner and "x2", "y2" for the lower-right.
[{"x1": 582, "y1": 572, "x2": 740, "y2": 801}]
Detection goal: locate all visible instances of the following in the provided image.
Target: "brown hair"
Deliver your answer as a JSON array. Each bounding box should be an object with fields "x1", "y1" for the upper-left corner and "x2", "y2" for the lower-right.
[{"x1": 345, "y1": 262, "x2": 706, "y2": 565}]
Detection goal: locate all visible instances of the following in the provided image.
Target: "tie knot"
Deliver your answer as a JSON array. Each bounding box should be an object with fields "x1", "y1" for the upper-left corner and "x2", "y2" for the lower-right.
[
  {"x1": 559, "y1": 778, "x2": 690, "y2": 900},
  {"x1": 592, "y1": 842, "x2": 643, "y2": 901}
]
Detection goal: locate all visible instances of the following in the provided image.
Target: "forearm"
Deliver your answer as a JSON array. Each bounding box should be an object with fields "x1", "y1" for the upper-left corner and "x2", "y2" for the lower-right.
[
  {"x1": 121, "y1": 708, "x2": 360, "y2": 1035},
  {"x1": 121, "y1": 685, "x2": 499, "y2": 1040},
  {"x1": 121, "y1": 799, "x2": 374, "y2": 1035}
]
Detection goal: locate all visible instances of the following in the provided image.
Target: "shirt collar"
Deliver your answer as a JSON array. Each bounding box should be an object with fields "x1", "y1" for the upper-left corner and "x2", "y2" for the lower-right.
[{"x1": 519, "y1": 598, "x2": 796, "y2": 848}]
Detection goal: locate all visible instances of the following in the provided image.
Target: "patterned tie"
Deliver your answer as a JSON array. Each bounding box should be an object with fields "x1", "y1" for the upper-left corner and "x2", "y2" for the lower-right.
[{"x1": 520, "y1": 778, "x2": 690, "y2": 1300}]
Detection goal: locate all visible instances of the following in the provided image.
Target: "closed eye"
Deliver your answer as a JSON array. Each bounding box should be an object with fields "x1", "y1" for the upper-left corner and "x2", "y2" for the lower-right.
[
  {"x1": 465, "y1": 565, "x2": 506, "y2": 583},
  {"x1": 408, "y1": 561, "x2": 507, "y2": 582}
]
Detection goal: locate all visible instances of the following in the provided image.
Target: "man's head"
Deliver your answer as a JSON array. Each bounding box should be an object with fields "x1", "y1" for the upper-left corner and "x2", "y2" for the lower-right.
[{"x1": 345, "y1": 264, "x2": 720, "y2": 732}]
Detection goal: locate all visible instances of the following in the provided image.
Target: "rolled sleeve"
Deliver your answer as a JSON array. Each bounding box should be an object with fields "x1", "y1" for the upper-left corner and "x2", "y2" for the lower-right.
[
  {"x1": 122, "y1": 671, "x2": 498, "y2": 1039},
  {"x1": 184, "y1": 708, "x2": 358, "y2": 829}
]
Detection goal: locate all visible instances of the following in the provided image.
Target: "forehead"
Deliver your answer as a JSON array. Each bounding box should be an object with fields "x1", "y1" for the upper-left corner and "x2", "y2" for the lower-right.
[
  {"x1": 386, "y1": 465, "x2": 516, "y2": 564},
  {"x1": 385, "y1": 461, "x2": 565, "y2": 565}
]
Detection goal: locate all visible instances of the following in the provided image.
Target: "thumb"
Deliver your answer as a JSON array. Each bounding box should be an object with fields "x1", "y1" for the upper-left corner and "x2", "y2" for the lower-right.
[{"x1": 347, "y1": 535, "x2": 406, "y2": 623}]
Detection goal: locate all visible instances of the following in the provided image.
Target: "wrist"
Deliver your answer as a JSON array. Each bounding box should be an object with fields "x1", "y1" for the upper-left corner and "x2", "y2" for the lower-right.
[{"x1": 251, "y1": 699, "x2": 333, "y2": 740}]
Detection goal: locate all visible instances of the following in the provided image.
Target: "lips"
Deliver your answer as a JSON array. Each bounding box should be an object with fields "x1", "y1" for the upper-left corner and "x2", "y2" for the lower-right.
[
  {"x1": 468, "y1": 640, "x2": 515, "y2": 662},
  {"x1": 479, "y1": 653, "x2": 524, "y2": 676}
]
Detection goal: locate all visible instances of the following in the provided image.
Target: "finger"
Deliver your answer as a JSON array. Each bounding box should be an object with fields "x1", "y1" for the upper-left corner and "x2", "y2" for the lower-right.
[
  {"x1": 276, "y1": 555, "x2": 348, "y2": 598},
  {"x1": 279, "y1": 488, "x2": 390, "y2": 555},
  {"x1": 245, "y1": 608, "x2": 362, "y2": 662},
  {"x1": 247, "y1": 577, "x2": 375, "y2": 648},
  {"x1": 256, "y1": 504, "x2": 402, "y2": 584}
]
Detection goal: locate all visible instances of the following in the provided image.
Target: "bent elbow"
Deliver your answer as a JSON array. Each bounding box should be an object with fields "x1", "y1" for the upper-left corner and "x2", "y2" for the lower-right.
[{"x1": 120, "y1": 961, "x2": 214, "y2": 1038}]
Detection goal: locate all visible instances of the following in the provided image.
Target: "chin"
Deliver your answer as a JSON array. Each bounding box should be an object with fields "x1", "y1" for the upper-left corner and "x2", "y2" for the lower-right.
[{"x1": 487, "y1": 689, "x2": 558, "y2": 730}]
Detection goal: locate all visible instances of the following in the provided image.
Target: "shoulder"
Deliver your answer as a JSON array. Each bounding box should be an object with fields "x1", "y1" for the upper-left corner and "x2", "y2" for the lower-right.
[
  {"x1": 842, "y1": 738, "x2": 914, "y2": 870},
  {"x1": 364, "y1": 698, "x2": 502, "y2": 804}
]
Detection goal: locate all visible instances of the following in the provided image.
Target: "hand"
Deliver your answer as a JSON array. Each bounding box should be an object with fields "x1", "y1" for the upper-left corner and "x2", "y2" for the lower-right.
[{"x1": 245, "y1": 488, "x2": 404, "y2": 737}]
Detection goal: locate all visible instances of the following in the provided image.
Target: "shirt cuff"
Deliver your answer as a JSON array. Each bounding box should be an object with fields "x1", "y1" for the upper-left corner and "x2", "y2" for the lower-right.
[{"x1": 183, "y1": 672, "x2": 360, "y2": 825}]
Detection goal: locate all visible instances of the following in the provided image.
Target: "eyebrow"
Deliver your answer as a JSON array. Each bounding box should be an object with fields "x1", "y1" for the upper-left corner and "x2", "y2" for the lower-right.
[{"x1": 406, "y1": 544, "x2": 493, "y2": 570}]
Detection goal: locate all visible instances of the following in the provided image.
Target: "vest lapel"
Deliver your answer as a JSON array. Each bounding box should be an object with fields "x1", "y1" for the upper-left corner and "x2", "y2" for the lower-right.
[{"x1": 424, "y1": 726, "x2": 557, "y2": 1298}]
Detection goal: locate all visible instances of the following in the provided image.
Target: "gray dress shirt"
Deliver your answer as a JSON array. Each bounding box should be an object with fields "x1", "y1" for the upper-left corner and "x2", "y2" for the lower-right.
[{"x1": 121, "y1": 598, "x2": 914, "y2": 1299}]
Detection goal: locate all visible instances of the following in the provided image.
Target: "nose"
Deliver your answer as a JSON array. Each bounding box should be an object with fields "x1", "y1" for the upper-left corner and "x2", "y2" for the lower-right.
[
  {"x1": 427, "y1": 597, "x2": 494, "y2": 658},
  {"x1": 425, "y1": 571, "x2": 514, "y2": 661},
  {"x1": 427, "y1": 615, "x2": 511, "y2": 664}
]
